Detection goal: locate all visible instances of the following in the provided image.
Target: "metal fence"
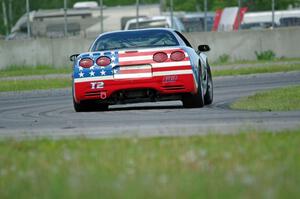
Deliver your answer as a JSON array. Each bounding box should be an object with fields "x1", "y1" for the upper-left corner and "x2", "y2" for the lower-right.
[{"x1": 1, "y1": 0, "x2": 300, "y2": 39}]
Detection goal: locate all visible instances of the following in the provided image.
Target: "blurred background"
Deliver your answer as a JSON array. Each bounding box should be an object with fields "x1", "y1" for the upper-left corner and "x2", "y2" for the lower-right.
[
  {"x1": 1, "y1": 0, "x2": 300, "y2": 40},
  {"x1": 1, "y1": 0, "x2": 300, "y2": 68}
]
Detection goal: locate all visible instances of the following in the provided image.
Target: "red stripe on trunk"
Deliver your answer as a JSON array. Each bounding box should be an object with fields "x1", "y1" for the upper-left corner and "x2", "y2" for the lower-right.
[
  {"x1": 119, "y1": 57, "x2": 190, "y2": 66},
  {"x1": 118, "y1": 49, "x2": 183, "y2": 57}
]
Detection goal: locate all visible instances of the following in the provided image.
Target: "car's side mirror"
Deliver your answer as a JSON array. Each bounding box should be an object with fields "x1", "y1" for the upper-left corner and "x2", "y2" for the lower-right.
[
  {"x1": 70, "y1": 54, "x2": 80, "y2": 62},
  {"x1": 198, "y1": 45, "x2": 210, "y2": 52}
]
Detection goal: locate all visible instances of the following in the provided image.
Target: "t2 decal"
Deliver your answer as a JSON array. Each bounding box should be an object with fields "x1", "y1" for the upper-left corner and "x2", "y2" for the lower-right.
[{"x1": 90, "y1": 82, "x2": 104, "y2": 89}]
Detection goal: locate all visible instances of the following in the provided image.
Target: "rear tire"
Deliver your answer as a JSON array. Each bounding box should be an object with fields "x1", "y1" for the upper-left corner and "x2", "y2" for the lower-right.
[
  {"x1": 182, "y1": 70, "x2": 204, "y2": 108},
  {"x1": 73, "y1": 98, "x2": 86, "y2": 112},
  {"x1": 204, "y1": 65, "x2": 213, "y2": 105}
]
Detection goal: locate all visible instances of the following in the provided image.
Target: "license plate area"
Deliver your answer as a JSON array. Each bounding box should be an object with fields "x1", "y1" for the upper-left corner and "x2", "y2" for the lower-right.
[{"x1": 113, "y1": 65, "x2": 152, "y2": 79}]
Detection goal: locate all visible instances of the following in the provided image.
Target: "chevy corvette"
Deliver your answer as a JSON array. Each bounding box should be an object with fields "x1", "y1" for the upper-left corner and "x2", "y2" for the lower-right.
[{"x1": 70, "y1": 28, "x2": 213, "y2": 112}]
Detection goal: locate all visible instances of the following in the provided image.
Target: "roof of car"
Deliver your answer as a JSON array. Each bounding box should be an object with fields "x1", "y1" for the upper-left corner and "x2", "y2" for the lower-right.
[
  {"x1": 97, "y1": 28, "x2": 176, "y2": 37},
  {"x1": 91, "y1": 28, "x2": 179, "y2": 47}
]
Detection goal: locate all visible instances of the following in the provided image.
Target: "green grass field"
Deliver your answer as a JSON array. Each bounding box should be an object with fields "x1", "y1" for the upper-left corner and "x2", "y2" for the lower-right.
[
  {"x1": 213, "y1": 63, "x2": 300, "y2": 76},
  {"x1": 231, "y1": 85, "x2": 300, "y2": 111},
  {"x1": 212, "y1": 57, "x2": 300, "y2": 66},
  {"x1": 0, "y1": 130, "x2": 300, "y2": 199},
  {"x1": 0, "y1": 65, "x2": 71, "y2": 77},
  {"x1": 0, "y1": 65, "x2": 71, "y2": 92},
  {"x1": 0, "y1": 78, "x2": 71, "y2": 92}
]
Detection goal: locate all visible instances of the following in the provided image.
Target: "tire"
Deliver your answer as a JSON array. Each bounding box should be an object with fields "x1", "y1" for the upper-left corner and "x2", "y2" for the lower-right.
[
  {"x1": 73, "y1": 99, "x2": 109, "y2": 112},
  {"x1": 204, "y1": 64, "x2": 213, "y2": 105},
  {"x1": 73, "y1": 98, "x2": 85, "y2": 112},
  {"x1": 182, "y1": 69, "x2": 205, "y2": 108}
]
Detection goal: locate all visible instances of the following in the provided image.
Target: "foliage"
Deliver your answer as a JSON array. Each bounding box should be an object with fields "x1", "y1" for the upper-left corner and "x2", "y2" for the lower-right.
[
  {"x1": 243, "y1": 0, "x2": 299, "y2": 11},
  {"x1": 216, "y1": 54, "x2": 230, "y2": 64},
  {"x1": 231, "y1": 85, "x2": 300, "y2": 111},
  {"x1": 255, "y1": 50, "x2": 276, "y2": 60}
]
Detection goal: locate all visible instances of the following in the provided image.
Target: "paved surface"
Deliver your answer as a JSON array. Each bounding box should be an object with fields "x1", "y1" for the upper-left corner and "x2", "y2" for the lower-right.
[{"x1": 0, "y1": 71, "x2": 300, "y2": 139}]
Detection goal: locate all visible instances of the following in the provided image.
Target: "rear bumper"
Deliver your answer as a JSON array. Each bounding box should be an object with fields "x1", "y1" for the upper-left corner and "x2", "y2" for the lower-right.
[{"x1": 73, "y1": 73, "x2": 197, "y2": 103}]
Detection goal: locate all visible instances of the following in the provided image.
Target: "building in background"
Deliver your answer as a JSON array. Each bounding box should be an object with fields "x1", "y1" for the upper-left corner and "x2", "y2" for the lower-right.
[
  {"x1": 212, "y1": 7, "x2": 248, "y2": 32},
  {"x1": 178, "y1": 12, "x2": 215, "y2": 32},
  {"x1": 241, "y1": 9, "x2": 300, "y2": 30},
  {"x1": 84, "y1": 4, "x2": 160, "y2": 37},
  {"x1": 7, "y1": 3, "x2": 160, "y2": 39}
]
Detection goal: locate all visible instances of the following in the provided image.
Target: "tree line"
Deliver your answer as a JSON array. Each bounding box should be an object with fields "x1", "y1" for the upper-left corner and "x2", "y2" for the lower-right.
[{"x1": 1, "y1": 0, "x2": 299, "y2": 35}]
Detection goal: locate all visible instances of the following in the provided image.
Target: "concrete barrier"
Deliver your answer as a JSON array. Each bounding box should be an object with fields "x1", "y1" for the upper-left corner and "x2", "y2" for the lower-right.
[
  {"x1": 0, "y1": 27, "x2": 300, "y2": 69},
  {"x1": 185, "y1": 27, "x2": 300, "y2": 62},
  {"x1": 0, "y1": 37, "x2": 93, "y2": 69}
]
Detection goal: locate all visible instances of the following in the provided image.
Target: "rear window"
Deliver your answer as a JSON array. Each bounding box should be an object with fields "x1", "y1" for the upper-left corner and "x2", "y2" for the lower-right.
[
  {"x1": 92, "y1": 29, "x2": 179, "y2": 51},
  {"x1": 280, "y1": 17, "x2": 300, "y2": 27}
]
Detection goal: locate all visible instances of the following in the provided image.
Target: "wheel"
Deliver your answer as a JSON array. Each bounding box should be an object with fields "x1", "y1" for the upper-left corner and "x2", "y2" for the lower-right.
[
  {"x1": 73, "y1": 98, "x2": 108, "y2": 112},
  {"x1": 73, "y1": 98, "x2": 85, "y2": 112},
  {"x1": 182, "y1": 69, "x2": 204, "y2": 108},
  {"x1": 204, "y1": 64, "x2": 213, "y2": 105}
]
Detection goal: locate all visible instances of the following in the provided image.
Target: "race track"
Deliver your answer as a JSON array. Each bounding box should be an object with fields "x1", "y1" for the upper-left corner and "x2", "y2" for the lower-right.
[{"x1": 0, "y1": 71, "x2": 300, "y2": 139}]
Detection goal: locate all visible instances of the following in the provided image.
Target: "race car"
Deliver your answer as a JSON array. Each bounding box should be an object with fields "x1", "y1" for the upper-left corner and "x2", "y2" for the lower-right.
[{"x1": 70, "y1": 28, "x2": 213, "y2": 112}]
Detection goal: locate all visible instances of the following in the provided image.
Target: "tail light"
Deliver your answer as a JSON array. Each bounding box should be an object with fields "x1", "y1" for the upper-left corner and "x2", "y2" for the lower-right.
[
  {"x1": 170, "y1": 51, "x2": 185, "y2": 61},
  {"x1": 153, "y1": 52, "x2": 168, "y2": 62},
  {"x1": 79, "y1": 58, "x2": 94, "y2": 68},
  {"x1": 96, "y1": 56, "x2": 111, "y2": 66}
]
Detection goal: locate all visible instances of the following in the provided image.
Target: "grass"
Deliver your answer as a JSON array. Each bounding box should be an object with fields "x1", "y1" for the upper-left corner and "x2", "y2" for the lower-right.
[
  {"x1": 213, "y1": 63, "x2": 300, "y2": 76},
  {"x1": 0, "y1": 65, "x2": 71, "y2": 77},
  {"x1": 0, "y1": 78, "x2": 71, "y2": 92},
  {"x1": 231, "y1": 85, "x2": 300, "y2": 111},
  {"x1": 0, "y1": 130, "x2": 300, "y2": 199},
  {"x1": 212, "y1": 57, "x2": 300, "y2": 66}
]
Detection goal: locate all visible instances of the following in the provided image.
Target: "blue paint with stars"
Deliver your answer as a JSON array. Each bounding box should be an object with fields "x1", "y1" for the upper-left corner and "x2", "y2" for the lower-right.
[{"x1": 73, "y1": 51, "x2": 119, "y2": 79}]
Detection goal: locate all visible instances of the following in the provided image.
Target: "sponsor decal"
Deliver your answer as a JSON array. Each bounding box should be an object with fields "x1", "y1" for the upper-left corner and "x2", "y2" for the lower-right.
[
  {"x1": 90, "y1": 82, "x2": 104, "y2": 89},
  {"x1": 163, "y1": 75, "x2": 178, "y2": 83}
]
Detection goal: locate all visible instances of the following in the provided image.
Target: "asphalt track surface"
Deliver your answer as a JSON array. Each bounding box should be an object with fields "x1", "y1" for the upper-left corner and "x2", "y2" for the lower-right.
[{"x1": 0, "y1": 71, "x2": 299, "y2": 139}]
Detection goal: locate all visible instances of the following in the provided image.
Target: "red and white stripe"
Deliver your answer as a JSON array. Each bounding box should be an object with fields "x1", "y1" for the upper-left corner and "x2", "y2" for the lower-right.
[
  {"x1": 116, "y1": 47, "x2": 192, "y2": 79},
  {"x1": 74, "y1": 47, "x2": 193, "y2": 83},
  {"x1": 114, "y1": 65, "x2": 152, "y2": 79}
]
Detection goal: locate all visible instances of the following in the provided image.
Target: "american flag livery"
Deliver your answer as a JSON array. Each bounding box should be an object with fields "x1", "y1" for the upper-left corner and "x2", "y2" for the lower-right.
[
  {"x1": 73, "y1": 47, "x2": 194, "y2": 83},
  {"x1": 72, "y1": 28, "x2": 213, "y2": 112}
]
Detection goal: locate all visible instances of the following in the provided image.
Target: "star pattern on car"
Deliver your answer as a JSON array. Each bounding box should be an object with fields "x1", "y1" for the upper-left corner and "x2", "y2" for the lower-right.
[{"x1": 75, "y1": 51, "x2": 119, "y2": 78}]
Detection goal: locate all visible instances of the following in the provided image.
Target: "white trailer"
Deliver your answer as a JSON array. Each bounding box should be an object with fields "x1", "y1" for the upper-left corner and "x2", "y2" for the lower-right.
[{"x1": 242, "y1": 9, "x2": 300, "y2": 29}]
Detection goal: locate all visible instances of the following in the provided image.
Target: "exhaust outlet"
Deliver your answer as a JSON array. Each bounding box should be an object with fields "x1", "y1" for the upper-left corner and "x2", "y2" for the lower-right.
[{"x1": 100, "y1": 92, "x2": 107, "y2": 100}]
